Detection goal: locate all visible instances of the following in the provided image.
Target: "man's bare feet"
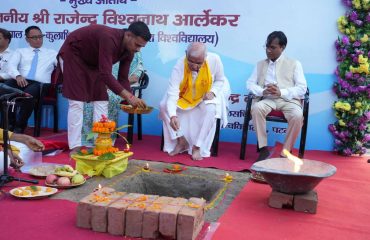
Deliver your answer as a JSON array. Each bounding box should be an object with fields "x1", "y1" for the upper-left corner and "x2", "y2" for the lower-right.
[
  {"x1": 191, "y1": 146, "x2": 203, "y2": 161},
  {"x1": 169, "y1": 137, "x2": 189, "y2": 156}
]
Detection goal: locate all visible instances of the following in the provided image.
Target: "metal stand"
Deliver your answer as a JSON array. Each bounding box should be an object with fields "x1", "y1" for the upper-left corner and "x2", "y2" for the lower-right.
[{"x1": 0, "y1": 94, "x2": 38, "y2": 187}]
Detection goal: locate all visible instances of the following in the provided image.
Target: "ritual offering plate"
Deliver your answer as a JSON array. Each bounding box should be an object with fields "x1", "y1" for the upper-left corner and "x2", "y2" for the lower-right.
[
  {"x1": 45, "y1": 178, "x2": 86, "y2": 189},
  {"x1": 10, "y1": 186, "x2": 58, "y2": 199},
  {"x1": 164, "y1": 164, "x2": 186, "y2": 173},
  {"x1": 24, "y1": 163, "x2": 64, "y2": 178},
  {"x1": 121, "y1": 104, "x2": 153, "y2": 114}
]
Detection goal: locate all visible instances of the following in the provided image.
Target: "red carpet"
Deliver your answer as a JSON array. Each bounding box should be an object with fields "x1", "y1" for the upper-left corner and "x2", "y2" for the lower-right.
[
  {"x1": 6, "y1": 129, "x2": 369, "y2": 239},
  {"x1": 37, "y1": 130, "x2": 258, "y2": 171},
  {"x1": 0, "y1": 195, "x2": 211, "y2": 240},
  {"x1": 213, "y1": 151, "x2": 370, "y2": 240}
]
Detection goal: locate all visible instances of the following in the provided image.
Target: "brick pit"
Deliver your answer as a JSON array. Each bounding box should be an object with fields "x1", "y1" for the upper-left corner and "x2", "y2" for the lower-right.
[{"x1": 52, "y1": 159, "x2": 250, "y2": 238}]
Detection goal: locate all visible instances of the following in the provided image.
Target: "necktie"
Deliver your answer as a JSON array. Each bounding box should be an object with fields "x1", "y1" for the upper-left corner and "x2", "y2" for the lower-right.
[{"x1": 27, "y1": 49, "x2": 39, "y2": 80}]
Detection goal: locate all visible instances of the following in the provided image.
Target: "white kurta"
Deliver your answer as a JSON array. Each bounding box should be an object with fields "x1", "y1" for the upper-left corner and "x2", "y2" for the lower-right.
[{"x1": 160, "y1": 52, "x2": 227, "y2": 157}]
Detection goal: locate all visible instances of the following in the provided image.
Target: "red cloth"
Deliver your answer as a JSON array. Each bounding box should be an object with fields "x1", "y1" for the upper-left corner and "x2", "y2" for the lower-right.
[{"x1": 39, "y1": 139, "x2": 69, "y2": 153}]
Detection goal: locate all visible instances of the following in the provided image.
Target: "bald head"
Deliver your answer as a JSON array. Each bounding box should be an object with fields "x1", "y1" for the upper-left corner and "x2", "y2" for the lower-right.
[{"x1": 186, "y1": 42, "x2": 207, "y2": 59}]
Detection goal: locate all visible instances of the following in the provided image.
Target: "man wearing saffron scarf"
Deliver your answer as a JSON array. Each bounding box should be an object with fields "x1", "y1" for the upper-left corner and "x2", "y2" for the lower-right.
[{"x1": 160, "y1": 42, "x2": 226, "y2": 160}]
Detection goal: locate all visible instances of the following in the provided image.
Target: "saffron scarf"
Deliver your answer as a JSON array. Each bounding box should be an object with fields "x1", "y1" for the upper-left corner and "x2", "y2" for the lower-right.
[{"x1": 177, "y1": 59, "x2": 212, "y2": 109}]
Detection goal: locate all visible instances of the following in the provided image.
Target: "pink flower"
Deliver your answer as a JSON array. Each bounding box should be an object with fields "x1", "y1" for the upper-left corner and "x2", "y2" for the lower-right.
[
  {"x1": 343, "y1": 148, "x2": 352, "y2": 156},
  {"x1": 342, "y1": 35, "x2": 350, "y2": 45},
  {"x1": 349, "y1": 11, "x2": 358, "y2": 21}
]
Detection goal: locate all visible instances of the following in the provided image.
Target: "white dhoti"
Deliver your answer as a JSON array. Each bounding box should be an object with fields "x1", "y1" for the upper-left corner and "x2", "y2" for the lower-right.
[{"x1": 160, "y1": 100, "x2": 217, "y2": 158}]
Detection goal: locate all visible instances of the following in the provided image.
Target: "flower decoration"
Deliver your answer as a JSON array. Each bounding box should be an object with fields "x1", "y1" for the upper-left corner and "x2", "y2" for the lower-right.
[
  {"x1": 86, "y1": 115, "x2": 130, "y2": 157},
  {"x1": 330, "y1": 0, "x2": 369, "y2": 156}
]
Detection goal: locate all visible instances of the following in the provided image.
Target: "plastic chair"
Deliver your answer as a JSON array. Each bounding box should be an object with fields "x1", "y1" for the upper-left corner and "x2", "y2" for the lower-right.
[
  {"x1": 239, "y1": 89, "x2": 309, "y2": 160},
  {"x1": 33, "y1": 69, "x2": 60, "y2": 137},
  {"x1": 126, "y1": 72, "x2": 149, "y2": 144}
]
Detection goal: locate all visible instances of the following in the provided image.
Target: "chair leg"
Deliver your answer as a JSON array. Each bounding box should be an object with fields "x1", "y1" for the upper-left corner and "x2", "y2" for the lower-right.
[
  {"x1": 137, "y1": 114, "x2": 142, "y2": 140},
  {"x1": 160, "y1": 129, "x2": 164, "y2": 151},
  {"x1": 127, "y1": 113, "x2": 134, "y2": 144},
  {"x1": 299, "y1": 100, "x2": 309, "y2": 158},
  {"x1": 53, "y1": 104, "x2": 58, "y2": 133},
  {"x1": 33, "y1": 104, "x2": 42, "y2": 137},
  {"x1": 299, "y1": 119, "x2": 308, "y2": 158},
  {"x1": 240, "y1": 113, "x2": 252, "y2": 160},
  {"x1": 211, "y1": 119, "x2": 221, "y2": 157}
]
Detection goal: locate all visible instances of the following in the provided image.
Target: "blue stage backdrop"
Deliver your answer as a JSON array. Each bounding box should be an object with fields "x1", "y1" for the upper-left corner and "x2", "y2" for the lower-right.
[{"x1": 1, "y1": 0, "x2": 345, "y2": 151}]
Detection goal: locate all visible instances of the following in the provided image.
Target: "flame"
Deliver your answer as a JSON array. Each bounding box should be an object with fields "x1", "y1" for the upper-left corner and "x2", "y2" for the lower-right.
[
  {"x1": 93, "y1": 184, "x2": 102, "y2": 192},
  {"x1": 283, "y1": 149, "x2": 303, "y2": 173},
  {"x1": 145, "y1": 163, "x2": 149, "y2": 169},
  {"x1": 225, "y1": 172, "x2": 230, "y2": 177},
  {"x1": 126, "y1": 144, "x2": 130, "y2": 150}
]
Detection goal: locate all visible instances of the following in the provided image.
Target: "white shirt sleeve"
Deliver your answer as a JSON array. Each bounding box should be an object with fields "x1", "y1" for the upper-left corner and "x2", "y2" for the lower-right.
[
  {"x1": 7, "y1": 49, "x2": 22, "y2": 79},
  {"x1": 246, "y1": 66, "x2": 264, "y2": 96}
]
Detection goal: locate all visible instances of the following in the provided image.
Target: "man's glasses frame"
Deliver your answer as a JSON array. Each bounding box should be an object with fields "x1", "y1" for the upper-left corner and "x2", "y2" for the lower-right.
[{"x1": 27, "y1": 34, "x2": 45, "y2": 40}]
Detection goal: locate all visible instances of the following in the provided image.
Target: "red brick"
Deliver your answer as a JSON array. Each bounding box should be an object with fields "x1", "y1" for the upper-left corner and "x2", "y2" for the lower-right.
[
  {"x1": 159, "y1": 198, "x2": 188, "y2": 239},
  {"x1": 268, "y1": 190, "x2": 294, "y2": 209},
  {"x1": 177, "y1": 197, "x2": 206, "y2": 240},
  {"x1": 125, "y1": 194, "x2": 158, "y2": 238},
  {"x1": 294, "y1": 191, "x2": 318, "y2": 214},
  {"x1": 91, "y1": 191, "x2": 125, "y2": 232},
  {"x1": 76, "y1": 187, "x2": 116, "y2": 229},
  {"x1": 142, "y1": 196, "x2": 174, "y2": 239},
  {"x1": 107, "y1": 194, "x2": 144, "y2": 236}
]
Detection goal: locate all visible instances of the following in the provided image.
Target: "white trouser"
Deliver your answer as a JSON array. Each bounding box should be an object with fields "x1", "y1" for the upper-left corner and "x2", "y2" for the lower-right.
[
  {"x1": 160, "y1": 100, "x2": 217, "y2": 158},
  {"x1": 67, "y1": 99, "x2": 108, "y2": 149}
]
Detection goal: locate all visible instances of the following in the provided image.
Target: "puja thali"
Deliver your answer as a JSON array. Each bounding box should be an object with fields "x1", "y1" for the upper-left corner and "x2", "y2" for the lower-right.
[
  {"x1": 121, "y1": 105, "x2": 153, "y2": 114},
  {"x1": 10, "y1": 186, "x2": 58, "y2": 199}
]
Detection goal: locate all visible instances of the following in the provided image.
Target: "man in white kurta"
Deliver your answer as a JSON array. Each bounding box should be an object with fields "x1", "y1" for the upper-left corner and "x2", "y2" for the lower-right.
[
  {"x1": 247, "y1": 31, "x2": 307, "y2": 162},
  {"x1": 0, "y1": 28, "x2": 13, "y2": 81},
  {"x1": 160, "y1": 42, "x2": 226, "y2": 160}
]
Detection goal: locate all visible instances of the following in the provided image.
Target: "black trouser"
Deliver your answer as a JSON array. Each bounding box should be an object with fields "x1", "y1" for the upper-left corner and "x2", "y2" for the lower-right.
[{"x1": 4, "y1": 79, "x2": 49, "y2": 132}]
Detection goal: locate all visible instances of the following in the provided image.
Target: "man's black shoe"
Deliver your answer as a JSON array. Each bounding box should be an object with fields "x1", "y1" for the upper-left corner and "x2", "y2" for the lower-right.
[{"x1": 256, "y1": 146, "x2": 270, "y2": 162}]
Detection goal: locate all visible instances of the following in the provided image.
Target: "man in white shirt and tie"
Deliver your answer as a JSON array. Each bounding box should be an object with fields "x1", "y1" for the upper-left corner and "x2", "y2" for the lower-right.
[
  {"x1": 247, "y1": 31, "x2": 307, "y2": 162},
  {"x1": 0, "y1": 28, "x2": 13, "y2": 81},
  {"x1": 5, "y1": 26, "x2": 57, "y2": 133}
]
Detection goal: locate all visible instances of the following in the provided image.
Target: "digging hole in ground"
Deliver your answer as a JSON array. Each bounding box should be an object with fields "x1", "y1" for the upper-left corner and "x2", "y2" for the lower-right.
[{"x1": 115, "y1": 172, "x2": 225, "y2": 202}]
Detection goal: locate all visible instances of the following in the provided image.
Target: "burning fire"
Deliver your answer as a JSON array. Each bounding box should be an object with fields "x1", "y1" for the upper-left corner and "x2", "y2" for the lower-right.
[{"x1": 283, "y1": 149, "x2": 303, "y2": 173}]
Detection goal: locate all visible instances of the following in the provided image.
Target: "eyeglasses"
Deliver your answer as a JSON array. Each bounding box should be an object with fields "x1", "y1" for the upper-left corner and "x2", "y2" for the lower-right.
[
  {"x1": 263, "y1": 45, "x2": 278, "y2": 51},
  {"x1": 27, "y1": 35, "x2": 45, "y2": 40}
]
